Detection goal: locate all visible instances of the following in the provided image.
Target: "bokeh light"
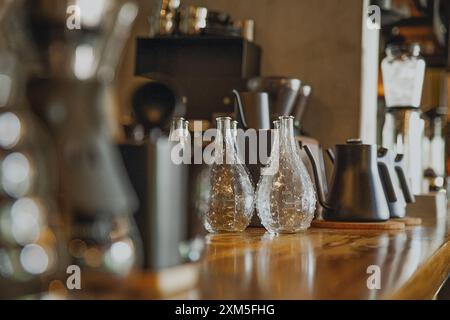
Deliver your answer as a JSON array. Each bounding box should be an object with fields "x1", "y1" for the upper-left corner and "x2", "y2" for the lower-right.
[
  {"x1": 0, "y1": 112, "x2": 22, "y2": 149},
  {"x1": 11, "y1": 197, "x2": 42, "y2": 245},
  {"x1": 104, "y1": 239, "x2": 135, "y2": 275},
  {"x1": 74, "y1": 44, "x2": 95, "y2": 80},
  {"x1": 1, "y1": 152, "x2": 32, "y2": 197},
  {"x1": 20, "y1": 244, "x2": 49, "y2": 275}
]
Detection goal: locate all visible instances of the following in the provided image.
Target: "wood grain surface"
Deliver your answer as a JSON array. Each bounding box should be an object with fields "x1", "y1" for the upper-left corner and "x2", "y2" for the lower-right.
[
  {"x1": 311, "y1": 219, "x2": 406, "y2": 230},
  {"x1": 80, "y1": 212, "x2": 449, "y2": 300},
  {"x1": 180, "y1": 213, "x2": 448, "y2": 299}
]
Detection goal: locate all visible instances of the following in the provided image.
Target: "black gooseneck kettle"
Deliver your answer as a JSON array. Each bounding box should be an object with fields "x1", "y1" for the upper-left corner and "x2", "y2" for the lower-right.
[{"x1": 304, "y1": 139, "x2": 398, "y2": 222}]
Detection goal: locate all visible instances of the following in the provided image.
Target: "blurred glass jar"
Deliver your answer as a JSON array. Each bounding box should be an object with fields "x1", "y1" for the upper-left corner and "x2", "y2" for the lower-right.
[
  {"x1": 199, "y1": 117, "x2": 254, "y2": 233},
  {"x1": 256, "y1": 116, "x2": 316, "y2": 234},
  {"x1": 40, "y1": 81, "x2": 144, "y2": 285},
  {"x1": 23, "y1": 0, "x2": 143, "y2": 287},
  {"x1": 381, "y1": 43, "x2": 426, "y2": 108},
  {"x1": 0, "y1": 51, "x2": 66, "y2": 298},
  {"x1": 1, "y1": 0, "x2": 143, "y2": 297}
]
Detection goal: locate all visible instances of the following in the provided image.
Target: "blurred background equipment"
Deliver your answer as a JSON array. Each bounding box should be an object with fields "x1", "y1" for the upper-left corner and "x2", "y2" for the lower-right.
[
  {"x1": 377, "y1": 0, "x2": 449, "y2": 215},
  {"x1": 380, "y1": 43, "x2": 426, "y2": 195},
  {"x1": 135, "y1": 36, "x2": 261, "y2": 120},
  {"x1": 119, "y1": 122, "x2": 192, "y2": 270},
  {"x1": 247, "y1": 77, "x2": 301, "y2": 121},
  {"x1": 131, "y1": 78, "x2": 186, "y2": 133}
]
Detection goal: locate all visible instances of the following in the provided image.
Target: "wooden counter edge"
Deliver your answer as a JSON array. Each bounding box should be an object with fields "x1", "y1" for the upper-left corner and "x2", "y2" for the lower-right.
[{"x1": 387, "y1": 240, "x2": 450, "y2": 300}]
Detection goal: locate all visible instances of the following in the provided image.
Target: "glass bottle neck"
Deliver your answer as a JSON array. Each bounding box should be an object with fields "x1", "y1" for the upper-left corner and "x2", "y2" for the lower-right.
[
  {"x1": 276, "y1": 116, "x2": 301, "y2": 161},
  {"x1": 279, "y1": 116, "x2": 297, "y2": 148},
  {"x1": 280, "y1": 118, "x2": 294, "y2": 136},
  {"x1": 169, "y1": 117, "x2": 189, "y2": 142},
  {"x1": 216, "y1": 117, "x2": 235, "y2": 141},
  {"x1": 215, "y1": 117, "x2": 236, "y2": 164}
]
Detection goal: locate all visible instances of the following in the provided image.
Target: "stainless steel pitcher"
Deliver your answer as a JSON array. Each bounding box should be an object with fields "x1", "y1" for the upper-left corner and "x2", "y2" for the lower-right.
[
  {"x1": 233, "y1": 89, "x2": 271, "y2": 130},
  {"x1": 247, "y1": 76, "x2": 301, "y2": 120}
]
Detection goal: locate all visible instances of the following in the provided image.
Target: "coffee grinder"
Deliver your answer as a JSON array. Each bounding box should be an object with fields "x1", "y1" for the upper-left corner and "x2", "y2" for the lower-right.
[{"x1": 381, "y1": 43, "x2": 426, "y2": 195}]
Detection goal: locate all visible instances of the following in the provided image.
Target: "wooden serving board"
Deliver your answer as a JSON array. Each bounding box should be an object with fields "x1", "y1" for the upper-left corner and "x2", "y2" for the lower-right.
[
  {"x1": 311, "y1": 219, "x2": 405, "y2": 230},
  {"x1": 392, "y1": 216, "x2": 422, "y2": 226}
]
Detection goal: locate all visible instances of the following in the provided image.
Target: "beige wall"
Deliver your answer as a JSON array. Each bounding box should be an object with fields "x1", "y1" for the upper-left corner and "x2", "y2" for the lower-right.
[{"x1": 118, "y1": 0, "x2": 378, "y2": 149}]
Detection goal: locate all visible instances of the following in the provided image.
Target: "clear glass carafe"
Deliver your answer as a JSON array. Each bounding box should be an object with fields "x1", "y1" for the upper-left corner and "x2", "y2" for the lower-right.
[
  {"x1": 256, "y1": 116, "x2": 316, "y2": 233},
  {"x1": 201, "y1": 117, "x2": 254, "y2": 233}
]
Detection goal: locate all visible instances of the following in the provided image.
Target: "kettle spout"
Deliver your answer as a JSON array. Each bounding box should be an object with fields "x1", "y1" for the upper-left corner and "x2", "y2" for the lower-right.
[
  {"x1": 303, "y1": 145, "x2": 332, "y2": 210},
  {"x1": 232, "y1": 89, "x2": 248, "y2": 129}
]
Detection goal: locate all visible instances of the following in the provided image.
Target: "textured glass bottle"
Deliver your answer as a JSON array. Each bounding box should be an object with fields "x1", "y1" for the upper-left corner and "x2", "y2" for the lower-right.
[
  {"x1": 201, "y1": 117, "x2": 254, "y2": 233},
  {"x1": 256, "y1": 116, "x2": 316, "y2": 233}
]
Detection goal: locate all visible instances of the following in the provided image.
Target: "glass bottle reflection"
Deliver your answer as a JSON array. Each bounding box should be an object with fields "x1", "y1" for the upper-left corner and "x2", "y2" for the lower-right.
[
  {"x1": 256, "y1": 116, "x2": 316, "y2": 233},
  {"x1": 199, "y1": 233, "x2": 257, "y2": 299},
  {"x1": 256, "y1": 233, "x2": 316, "y2": 299},
  {"x1": 69, "y1": 214, "x2": 141, "y2": 277},
  {"x1": 201, "y1": 117, "x2": 254, "y2": 233}
]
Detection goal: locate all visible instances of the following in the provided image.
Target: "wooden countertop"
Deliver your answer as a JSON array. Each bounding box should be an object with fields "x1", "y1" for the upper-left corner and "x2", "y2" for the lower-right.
[
  {"x1": 78, "y1": 212, "x2": 449, "y2": 300},
  {"x1": 124, "y1": 212, "x2": 450, "y2": 300}
]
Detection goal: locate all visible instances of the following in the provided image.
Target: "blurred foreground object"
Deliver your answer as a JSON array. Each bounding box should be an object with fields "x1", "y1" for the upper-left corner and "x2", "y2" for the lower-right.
[
  {"x1": 24, "y1": 0, "x2": 143, "y2": 287},
  {"x1": 0, "y1": 0, "x2": 65, "y2": 299}
]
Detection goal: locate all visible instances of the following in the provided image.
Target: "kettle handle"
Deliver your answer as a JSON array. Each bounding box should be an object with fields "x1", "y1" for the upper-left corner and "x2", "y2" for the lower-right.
[
  {"x1": 326, "y1": 148, "x2": 335, "y2": 164},
  {"x1": 377, "y1": 150, "x2": 398, "y2": 203},
  {"x1": 232, "y1": 90, "x2": 248, "y2": 129},
  {"x1": 303, "y1": 144, "x2": 332, "y2": 210},
  {"x1": 394, "y1": 154, "x2": 415, "y2": 203}
]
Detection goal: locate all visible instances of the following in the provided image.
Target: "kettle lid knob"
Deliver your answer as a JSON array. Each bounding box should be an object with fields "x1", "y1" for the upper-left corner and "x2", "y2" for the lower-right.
[{"x1": 346, "y1": 138, "x2": 362, "y2": 144}]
